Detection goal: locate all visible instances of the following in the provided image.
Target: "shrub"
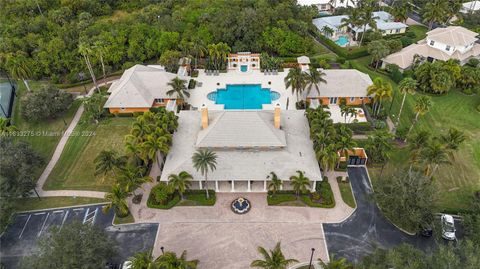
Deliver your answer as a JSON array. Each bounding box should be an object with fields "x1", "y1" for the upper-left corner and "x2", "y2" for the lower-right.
[
  {"x1": 373, "y1": 120, "x2": 387, "y2": 129},
  {"x1": 267, "y1": 191, "x2": 297, "y2": 205},
  {"x1": 395, "y1": 126, "x2": 409, "y2": 140},
  {"x1": 147, "y1": 182, "x2": 180, "y2": 209},
  {"x1": 462, "y1": 88, "x2": 474, "y2": 95},
  {"x1": 336, "y1": 57, "x2": 346, "y2": 64},
  {"x1": 183, "y1": 189, "x2": 216, "y2": 206},
  {"x1": 191, "y1": 69, "x2": 199, "y2": 77},
  {"x1": 346, "y1": 122, "x2": 372, "y2": 134},
  {"x1": 386, "y1": 64, "x2": 403, "y2": 83},
  {"x1": 477, "y1": 104, "x2": 480, "y2": 112},
  {"x1": 405, "y1": 31, "x2": 416, "y2": 38},
  {"x1": 335, "y1": 161, "x2": 348, "y2": 171},
  {"x1": 188, "y1": 79, "x2": 196, "y2": 89},
  {"x1": 21, "y1": 85, "x2": 74, "y2": 122},
  {"x1": 400, "y1": 36, "x2": 413, "y2": 47},
  {"x1": 115, "y1": 112, "x2": 134, "y2": 117}
]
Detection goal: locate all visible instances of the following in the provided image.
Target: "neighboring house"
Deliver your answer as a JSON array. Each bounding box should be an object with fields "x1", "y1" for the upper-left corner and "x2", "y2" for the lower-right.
[
  {"x1": 298, "y1": 0, "x2": 357, "y2": 12},
  {"x1": 461, "y1": 1, "x2": 480, "y2": 13},
  {"x1": 160, "y1": 106, "x2": 322, "y2": 192},
  {"x1": 306, "y1": 69, "x2": 373, "y2": 106},
  {"x1": 104, "y1": 64, "x2": 187, "y2": 114},
  {"x1": 297, "y1": 55, "x2": 311, "y2": 72},
  {"x1": 313, "y1": 11, "x2": 408, "y2": 41},
  {"x1": 382, "y1": 26, "x2": 480, "y2": 70},
  {"x1": 227, "y1": 52, "x2": 260, "y2": 73}
]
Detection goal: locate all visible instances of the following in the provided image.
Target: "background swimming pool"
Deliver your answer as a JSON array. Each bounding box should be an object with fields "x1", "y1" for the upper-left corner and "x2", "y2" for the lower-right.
[
  {"x1": 335, "y1": 36, "x2": 349, "y2": 46},
  {"x1": 211, "y1": 84, "x2": 275, "y2": 109},
  {"x1": 240, "y1": 65, "x2": 248, "y2": 72}
]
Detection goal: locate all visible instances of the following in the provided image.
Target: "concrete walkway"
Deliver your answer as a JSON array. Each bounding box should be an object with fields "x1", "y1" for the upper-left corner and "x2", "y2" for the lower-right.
[{"x1": 35, "y1": 80, "x2": 117, "y2": 198}]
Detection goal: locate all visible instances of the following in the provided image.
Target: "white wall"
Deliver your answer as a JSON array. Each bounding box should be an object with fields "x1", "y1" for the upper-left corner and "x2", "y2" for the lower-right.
[{"x1": 427, "y1": 37, "x2": 476, "y2": 56}]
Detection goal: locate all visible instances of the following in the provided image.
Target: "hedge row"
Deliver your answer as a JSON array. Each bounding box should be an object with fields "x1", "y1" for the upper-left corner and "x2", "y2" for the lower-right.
[
  {"x1": 147, "y1": 191, "x2": 181, "y2": 209},
  {"x1": 182, "y1": 190, "x2": 216, "y2": 206}
]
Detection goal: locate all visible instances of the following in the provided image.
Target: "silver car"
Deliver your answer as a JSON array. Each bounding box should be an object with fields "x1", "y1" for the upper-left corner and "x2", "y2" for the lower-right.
[{"x1": 441, "y1": 214, "x2": 456, "y2": 240}]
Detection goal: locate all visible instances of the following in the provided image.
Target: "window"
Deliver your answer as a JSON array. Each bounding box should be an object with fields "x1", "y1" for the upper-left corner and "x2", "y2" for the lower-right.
[
  {"x1": 329, "y1": 97, "x2": 338, "y2": 104},
  {"x1": 446, "y1": 45, "x2": 451, "y2": 51},
  {"x1": 360, "y1": 97, "x2": 364, "y2": 100},
  {"x1": 121, "y1": 107, "x2": 126, "y2": 110},
  {"x1": 395, "y1": 29, "x2": 400, "y2": 33},
  {"x1": 429, "y1": 40, "x2": 435, "y2": 46},
  {"x1": 155, "y1": 98, "x2": 165, "y2": 103},
  {"x1": 350, "y1": 97, "x2": 355, "y2": 102}
]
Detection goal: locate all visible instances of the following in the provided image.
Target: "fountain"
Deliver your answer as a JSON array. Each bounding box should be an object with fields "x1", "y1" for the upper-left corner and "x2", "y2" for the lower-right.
[{"x1": 231, "y1": 197, "x2": 251, "y2": 214}]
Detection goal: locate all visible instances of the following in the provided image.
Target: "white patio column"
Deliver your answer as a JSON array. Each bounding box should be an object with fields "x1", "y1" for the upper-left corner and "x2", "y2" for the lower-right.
[
  {"x1": 231, "y1": 181, "x2": 235, "y2": 192},
  {"x1": 247, "y1": 180, "x2": 251, "y2": 192},
  {"x1": 199, "y1": 180, "x2": 203, "y2": 190},
  {"x1": 215, "y1": 181, "x2": 219, "y2": 192},
  {"x1": 311, "y1": 180, "x2": 317, "y2": 192},
  {"x1": 263, "y1": 180, "x2": 267, "y2": 192},
  {"x1": 280, "y1": 181, "x2": 283, "y2": 190}
]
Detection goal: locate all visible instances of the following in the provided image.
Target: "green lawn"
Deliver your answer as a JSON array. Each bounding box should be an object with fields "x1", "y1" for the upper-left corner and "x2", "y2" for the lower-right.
[
  {"x1": 11, "y1": 80, "x2": 82, "y2": 179},
  {"x1": 337, "y1": 179, "x2": 356, "y2": 208},
  {"x1": 13, "y1": 197, "x2": 106, "y2": 212},
  {"x1": 45, "y1": 117, "x2": 134, "y2": 192},
  {"x1": 351, "y1": 56, "x2": 480, "y2": 213},
  {"x1": 113, "y1": 213, "x2": 135, "y2": 225},
  {"x1": 407, "y1": 25, "x2": 428, "y2": 43}
]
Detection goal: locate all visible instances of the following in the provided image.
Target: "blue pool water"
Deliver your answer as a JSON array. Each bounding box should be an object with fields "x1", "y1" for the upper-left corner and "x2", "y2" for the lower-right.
[
  {"x1": 240, "y1": 65, "x2": 248, "y2": 72},
  {"x1": 335, "y1": 36, "x2": 349, "y2": 46},
  {"x1": 210, "y1": 84, "x2": 276, "y2": 109}
]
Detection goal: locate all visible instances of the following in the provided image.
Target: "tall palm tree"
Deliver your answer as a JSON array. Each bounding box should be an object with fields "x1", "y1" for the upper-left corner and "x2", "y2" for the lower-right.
[
  {"x1": 367, "y1": 78, "x2": 393, "y2": 117},
  {"x1": 341, "y1": 7, "x2": 362, "y2": 33},
  {"x1": 191, "y1": 37, "x2": 206, "y2": 69},
  {"x1": 78, "y1": 42, "x2": 99, "y2": 91},
  {"x1": 5, "y1": 53, "x2": 32, "y2": 91},
  {"x1": 94, "y1": 150, "x2": 127, "y2": 181},
  {"x1": 125, "y1": 139, "x2": 142, "y2": 165},
  {"x1": 319, "y1": 255, "x2": 351, "y2": 269},
  {"x1": 336, "y1": 126, "x2": 357, "y2": 164},
  {"x1": 284, "y1": 67, "x2": 307, "y2": 102},
  {"x1": 192, "y1": 149, "x2": 217, "y2": 199},
  {"x1": 289, "y1": 171, "x2": 311, "y2": 197},
  {"x1": 395, "y1": 77, "x2": 417, "y2": 129},
  {"x1": 168, "y1": 171, "x2": 192, "y2": 200},
  {"x1": 251, "y1": 242, "x2": 298, "y2": 269},
  {"x1": 358, "y1": 7, "x2": 378, "y2": 46},
  {"x1": 104, "y1": 183, "x2": 130, "y2": 217},
  {"x1": 407, "y1": 130, "x2": 432, "y2": 171},
  {"x1": 166, "y1": 77, "x2": 190, "y2": 100},
  {"x1": 365, "y1": 130, "x2": 393, "y2": 164},
  {"x1": 216, "y1": 42, "x2": 231, "y2": 70},
  {"x1": 142, "y1": 133, "x2": 171, "y2": 169},
  {"x1": 440, "y1": 128, "x2": 466, "y2": 151},
  {"x1": 207, "y1": 43, "x2": 219, "y2": 70},
  {"x1": 129, "y1": 250, "x2": 156, "y2": 269},
  {"x1": 156, "y1": 250, "x2": 198, "y2": 269},
  {"x1": 118, "y1": 166, "x2": 153, "y2": 196},
  {"x1": 93, "y1": 40, "x2": 108, "y2": 83},
  {"x1": 267, "y1": 172, "x2": 282, "y2": 196},
  {"x1": 316, "y1": 144, "x2": 340, "y2": 172},
  {"x1": 406, "y1": 96, "x2": 432, "y2": 141},
  {"x1": 305, "y1": 67, "x2": 327, "y2": 97},
  {"x1": 418, "y1": 140, "x2": 451, "y2": 179},
  {"x1": 422, "y1": 0, "x2": 448, "y2": 30}
]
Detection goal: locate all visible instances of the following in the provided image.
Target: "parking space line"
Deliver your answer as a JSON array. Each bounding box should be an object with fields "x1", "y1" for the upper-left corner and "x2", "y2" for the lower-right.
[
  {"x1": 60, "y1": 210, "x2": 69, "y2": 230},
  {"x1": 73, "y1": 208, "x2": 84, "y2": 211},
  {"x1": 83, "y1": 208, "x2": 90, "y2": 224},
  {"x1": 53, "y1": 210, "x2": 64, "y2": 213},
  {"x1": 19, "y1": 214, "x2": 32, "y2": 239},
  {"x1": 38, "y1": 212, "x2": 50, "y2": 237},
  {"x1": 34, "y1": 212, "x2": 46, "y2": 215}
]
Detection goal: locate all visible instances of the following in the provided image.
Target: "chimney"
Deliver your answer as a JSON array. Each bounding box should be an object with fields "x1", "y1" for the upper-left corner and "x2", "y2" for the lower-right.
[
  {"x1": 274, "y1": 103, "x2": 281, "y2": 129},
  {"x1": 201, "y1": 104, "x2": 209, "y2": 129}
]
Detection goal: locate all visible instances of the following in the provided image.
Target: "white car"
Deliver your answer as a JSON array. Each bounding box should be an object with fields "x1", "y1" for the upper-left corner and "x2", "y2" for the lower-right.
[
  {"x1": 441, "y1": 214, "x2": 456, "y2": 240},
  {"x1": 122, "y1": 261, "x2": 132, "y2": 269}
]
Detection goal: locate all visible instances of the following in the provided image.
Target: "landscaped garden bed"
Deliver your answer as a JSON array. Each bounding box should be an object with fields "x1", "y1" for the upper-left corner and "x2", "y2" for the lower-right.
[
  {"x1": 336, "y1": 177, "x2": 356, "y2": 208},
  {"x1": 147, "y1": 182, "x2": 216, "y2": 209},
  {"x1": 267, "y1": 181, "x2": 335, "y2": 208}
]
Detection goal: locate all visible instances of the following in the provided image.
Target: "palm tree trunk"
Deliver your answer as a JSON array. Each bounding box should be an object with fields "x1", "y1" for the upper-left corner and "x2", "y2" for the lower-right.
[
  {"x1": 429, "y1": 164, "x2": 439, "y2": 180},
  {"x1": 359, "y1": 25, "x2": 367, "y2": 46},
  {"x1": 396, "y1": 93, "x2": 407, "y2": 127},
  {"x1": 405, "y1": 112, "x2": 420, "y2": 142},
  {"x1": 100, "y1": 54, "x2": 106, "y2": 83},
  {"x1": 428, "y1": 21, "x2": 433, "y2": 30},
  {"x1": 84, "y1": 54, "x2": 99, "y2": 92},
  {"x1": 204, "y1": 171, "x2": 210, "y2": 199},
  {"x1": 23, "y1": 79, "x2": 31, "y2": 91}
]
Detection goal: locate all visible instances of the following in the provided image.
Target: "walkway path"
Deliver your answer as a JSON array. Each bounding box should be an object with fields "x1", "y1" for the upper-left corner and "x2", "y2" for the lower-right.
[{"x1": 35, "y1": 80, "x2": 117, "y2": 198}]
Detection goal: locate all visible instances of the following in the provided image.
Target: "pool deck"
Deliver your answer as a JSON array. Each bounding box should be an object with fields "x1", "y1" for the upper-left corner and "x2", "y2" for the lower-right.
[{"x1": 191, "y1": 69, "x2": 297, "y2": 110}]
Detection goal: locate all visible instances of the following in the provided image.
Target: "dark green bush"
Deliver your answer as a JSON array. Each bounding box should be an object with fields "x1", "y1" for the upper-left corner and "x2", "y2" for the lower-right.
[
  {"x1": 400, "y1": 36, "x2": 413, "y2": 47},
  {"x1": 188, "y1": 79, "x2": 196, "y2": 89},
  {"x1": 115, "y1": 112, "x2": 134, "y2": 117},
  {"x1": 183, "y1": 189, "x2": 216, "y2": 206},
  {"x1": 147, "y1": 183, "x2": 180, "y2": 209},
  {"x1": 267, "y1": 191, "x2": 298, "y2": 205},
  {"x1": 346, "y1": 122, "x2": 372, "y2": 134}
]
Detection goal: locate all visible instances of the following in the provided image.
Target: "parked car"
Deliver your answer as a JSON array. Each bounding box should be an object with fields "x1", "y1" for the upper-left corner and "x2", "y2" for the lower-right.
[
  {"x1": 419, "y1": 224, "x2": 433, "y2": 237},
  {"x1": 441, "y1": 214, "x2": 456, "y2": 240}
]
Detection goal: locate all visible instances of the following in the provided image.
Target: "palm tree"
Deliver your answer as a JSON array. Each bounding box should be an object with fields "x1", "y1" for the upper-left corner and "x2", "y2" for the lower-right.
[
  {"x1": 422, "y1": 0, "x2": 448, "y2": 30},
  {"x1": 289, "y1": 171, "x2": 311, "y2": 197},
  {"x1": 104, "y1": 183, "x2": 130, "y2": 217},
  {"x1": 358, "y1": 7, "x2": 378, "y2": 46},
  {"x1": 191, "y1": 37, "x2": 206, "y2": 69},
  {"x1": 267, "y1": 172, "x2": 282, "y2": 196},
  {"x1": 125, "y1": 139, "x2": 142, "y2": 165},
  {"x1": 207, "y1": 43, "x2": 219, "y2": 70},
  {"x1": 365, "y1": 130, "x2": 393, "y2": 174},
  {"x1": 418, "y1": 140, "x2": 451, "y2": 179},
  {"x1": 395, "y1": 77, "x2": 417, "y2": 129},
  {"x1": 166, "y1": 77, "x2": 190, "y2": 99},
  {"x1": 118, "y1": 166, "x2": 153, "y2": 196},
  {"x1": 168, "y1": 171, "x2": 192, "y2": 200},
  {"x1": 319, "y1": 255, "x2": 351, "y2": 269},
  {"x1": 341, "y1": 8, "x2": 362, "y2": 33},
  {"x1": 142, "y1": 133, "x2": 171, "y2": 169},
  {"x1": 316, "y1": 144, "x2": 340, "y2": 172},
  {"x1": 5, "y1": 53, "x2": 32, "y2": 91},
  {"x1": 440, "y1": 128, "x2": 466, "y2": 151},
  {"x1": 390, "y1": 1, "x2": 411, "y2": 23},
  {"x1": 78, "y1": 42, "x2": 99, "y2": 91},
  {"x1": 407, "y1": 130, "x2": 432, "y2": 171},
  {"x1": 129, "y1": 250, "x2": 156, "y2": 269},
  {"x1": 367, "y1": 78, "x2": 393, "y2": 117},
  {"x1": 216, "y1": 42, "x2": 231, "y2": 70},
  {"x1": 284, "y1": 67, "x2": 307, "y2": 101},
  {"x1": 192, "y1": 149, "x2": 217, "y2": 199},
  {"x1": 305, "y1": 67, "x2": 327, "y2": 97},
  {"x1": 94, "y1": 150, "x2": 127, "y2": 181},
  {"x1": 405, "y1": 96, "x2": 432, "y2": 141},
  {"x1": 251, "y1": 242, "x2": 298, "y2": 269},
  {"x1": 336, "y1": 126, "x2": 357, "y2": 165},
  {"x1": 93, "y1": 40, "x2": 108, "y2": 83},
  {"x1": 367, "y1": 40, "x2": 390, "y2": 69},
  {"x1": 156, "y1": 250, "x2": 198, "y2": 269}
]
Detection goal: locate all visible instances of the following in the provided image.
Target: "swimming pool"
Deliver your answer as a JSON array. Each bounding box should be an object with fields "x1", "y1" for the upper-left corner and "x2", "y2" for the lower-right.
[
  {"x1": 208, "y1": 84, "x2": 277, "y2": 109},
  {"x1": 335, "y1": 36, "x2": 349, "y2": 46},
  {"x1": 240, "y1": 65, "x2": 248, "y2": 72}
]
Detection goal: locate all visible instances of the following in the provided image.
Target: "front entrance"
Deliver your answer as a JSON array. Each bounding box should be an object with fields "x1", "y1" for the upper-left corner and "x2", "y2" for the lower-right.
[{"x1": 329, "y1": 97, "x2": 338, "y2": 104}]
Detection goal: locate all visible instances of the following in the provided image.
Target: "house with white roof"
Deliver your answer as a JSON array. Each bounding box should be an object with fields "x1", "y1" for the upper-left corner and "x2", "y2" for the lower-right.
[
  {"x1": 306, "y1": 69, "x2": 374, "y2": 106},
  {"x1": 461, "y1": 1, "x2": 480, "y2": 13},
  {"x1": 313, "y1": 11, "x2": 408, "y2": 41},
  {"x1": 104, "y1": 65, "x2": 188, "y2": 114},
  {"x1": 160, "y1": 106, "x2": 322, "y2": 192},
  {"x1": 298, "y1": 0, "x2": 356, "y2": 12},
  {"x1": 382, "y1": 26, "x2": 480, "y2": 70}
]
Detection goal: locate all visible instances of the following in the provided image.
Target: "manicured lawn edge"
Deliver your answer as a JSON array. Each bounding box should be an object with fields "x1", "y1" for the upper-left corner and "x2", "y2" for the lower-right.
[
  {"x1": 337, "y1": 178, "x2": 356, "y2": 208},
  {"x1": 147, "y1": 189, "x2": 216, "y2": 209},
  {"x1": 267, "y1": 181, "x2": 335, "y2": 208},
  {"x1": 113, "y1": 213, "x2": 135, "y2": 225},
  {"x1": 13, "y1": 197, "x2": 107, "y2": 213}
]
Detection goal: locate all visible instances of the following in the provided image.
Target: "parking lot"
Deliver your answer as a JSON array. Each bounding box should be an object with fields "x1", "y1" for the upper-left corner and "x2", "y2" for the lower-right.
[{"x1": 0, "y1": 204, "x2": 158, "y2": 269}]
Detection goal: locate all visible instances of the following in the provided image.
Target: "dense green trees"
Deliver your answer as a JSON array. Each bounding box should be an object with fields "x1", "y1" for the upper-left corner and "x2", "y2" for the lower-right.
[
  {"x1": 21, "y1": 85, "x2": 74, "y2": 122},
  {"x1": 128, "y1": 249, "x2": 198, "y2": 269},
  {"x1": 20, "y1": 221, "x2": 116, "y2": 269},
  {"x1": 1, "y1": 0, "x2": 316, "y2": 83}
]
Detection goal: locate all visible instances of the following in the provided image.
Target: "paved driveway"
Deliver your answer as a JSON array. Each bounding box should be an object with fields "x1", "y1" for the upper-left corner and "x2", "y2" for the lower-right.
[
  {"x1": 0, "y1": 204, "x2": 158, "y2": 269},
  {"x1": 323, "y1": 167, "x2": 437, "y2": 264}
]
